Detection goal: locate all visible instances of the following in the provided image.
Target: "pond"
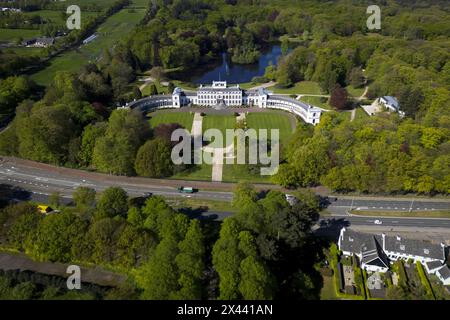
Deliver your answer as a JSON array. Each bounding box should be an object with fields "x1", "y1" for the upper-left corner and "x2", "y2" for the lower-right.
[{"x1": 186, "y1": 45, "x2": 285, "y2": 85}]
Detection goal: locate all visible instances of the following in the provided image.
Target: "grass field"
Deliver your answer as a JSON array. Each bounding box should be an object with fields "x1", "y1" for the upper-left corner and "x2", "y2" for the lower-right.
[
  {"x1": 246, "y1": 112, "x2": 295, "y2": 146},
  {"x1": 148, "y1": 112, "x2": 194, "y2": 132},
  {"x1": 149, "y1": 110, "x2": 295, "y2": 183},
  {"x1": 202, "y1": 114, "x2": 237, "y2": 138},
  {"x1": 268, "y1": 81, "x2": 323, "y2": 95},
  {"x1": 0, "y1": 29, "x2": 41, "y2": 43},
  {"x1": 350, "y1": 209, "x2": 450, "y2": 218},
  {"x1": 30, "y1": 4, "x2": 146, "y2": 86},
  {"x1": 354, "y1": 107, "x2": 369, "y2": 120},
  {"x1": 299, "y1": 96, "x2": 331, "y2": 110}
]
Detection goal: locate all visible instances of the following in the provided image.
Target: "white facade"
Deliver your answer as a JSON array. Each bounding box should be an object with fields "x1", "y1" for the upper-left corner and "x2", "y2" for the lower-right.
[{"x1": 171, "y1": 81, "x2": 321, "y2": 125}]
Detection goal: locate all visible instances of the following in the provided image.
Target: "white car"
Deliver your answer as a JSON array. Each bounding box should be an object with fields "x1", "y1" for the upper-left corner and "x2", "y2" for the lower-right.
[{"x1": 374, "y1": 219, "x2": 383, "y2": 225}]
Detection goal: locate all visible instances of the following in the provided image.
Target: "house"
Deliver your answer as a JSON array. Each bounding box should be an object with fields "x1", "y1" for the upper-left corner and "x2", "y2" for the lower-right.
[
  {"x1": 338, "y1": 228, "x2": 389, "y2": 272},
  {"x1": 436, "y1": 265, "x2": 450, "y2": 286},
  {"x1": 33, "y1": 37, "x2": 54, "y2": 47},
  {"x1": 338, "y1": 228, "x2": 448, "y2": 284},
  {"x1": 378, "y1": 96, "x2": 405, "y2": 117},
  {"x1": 23, "y1": 37, "x2": 54, "y2": 48},
  {"x1": 383, "y1": 234, "x2": 446, "y2": 265},
  {"x1": 425, "y1": 260, "x2": 445, "y2": 274}
]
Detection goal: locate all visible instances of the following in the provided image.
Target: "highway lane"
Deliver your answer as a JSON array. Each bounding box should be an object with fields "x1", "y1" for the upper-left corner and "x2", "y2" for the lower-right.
[
  {"x1": 6, "y1": 187, "x2": 450, "y2": 230},
  {"x1": 0, "y1": 158, "x2": 449, "y2": 220}
]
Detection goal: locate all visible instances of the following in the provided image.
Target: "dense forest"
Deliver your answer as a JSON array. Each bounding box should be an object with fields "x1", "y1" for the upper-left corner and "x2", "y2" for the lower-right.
[
  {"x1": 0, "y1": 0, "x2": 449, "y2": 195},
  {"x1": 0, "y1": 184, "x2": 323, "y2": 300}
]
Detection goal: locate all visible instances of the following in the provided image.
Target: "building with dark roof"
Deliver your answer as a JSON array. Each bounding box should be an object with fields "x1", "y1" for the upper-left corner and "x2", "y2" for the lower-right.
[
  {"x1": 436, "y1": 265, "x2": 450, "y2": 285},
  {"x1": 338, "y1": 228, "x2": 389, "y2": 272},
  {"x1": 338, "y1": 228, "x2": 448, "y2": 284}
]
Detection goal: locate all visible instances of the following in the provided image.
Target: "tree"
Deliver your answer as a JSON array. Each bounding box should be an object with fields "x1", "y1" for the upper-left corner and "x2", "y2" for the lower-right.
[
  {"x1": 153, "y1": 123, "x2": 183, "y2": 145},
  {"x1": 149, "y1": 84, "x2": 158, "y2": 96},
  {"x1": 92, "y1": 109, "x2": 149, "y2": 175},
  {"x1": 137, "y1": 237, "x2": 180, "y2": 299},
  {"x1": 73, "y1": 186, "x2": 96, "y2": 209},
  {"x1": 174, "y1": 220, "x2": 205, "y2": 300},
  {"x1": 348, "y1": 67, "x2": 364, "y2": 88},
  {"x1": 84, "y1": 218, "x2": 122, "y2": 264},
  {"x1": 32, "y1": 212, "x2": 87, "y2": 262},
  {"x1": 95, "y1": 187, "x2": 128, "y2": 220},
  {"x1": 239, "y1": 256, "x2": 274, "y2": 300},
  {"x1": 48, "y1": 192, "x2": 61, "y2": 208},
  {"x1": 134, "y1": 138, "x2": 174, "y2": 178},
  {"x1": 78, "y1": 122, "x2": 107, "y2": 167},
  {"x1": 212, "y1": 218, "x2": 243, "y2": 300},
  {"x1": 329, "y1": 84, "x2": 348, "y2": 110},
  {"x1": 231, "y1": 182, "x2": 258, "y2": 210}
]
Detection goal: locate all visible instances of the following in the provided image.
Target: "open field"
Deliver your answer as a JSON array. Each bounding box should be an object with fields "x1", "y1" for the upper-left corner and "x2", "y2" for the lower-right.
[
  {"x1": 30, "y1": 4, "x2": 146, "y2": 86},
  {"x1": 202, "y1": 114, "x2": 237, "y2": 138},
  {"x1": 354, "y1": 107, "x2": 369, "y2": 120},
  {"x1": 299, "y1": 96, "x2": 331, "y2": 110},
  {"x1": 0, "y1": 28, "x2": 41, "y2": 43},
  {"x1": 148, "y1": 111, "x2": 194, "y2": 132},
  {"x1": 246, "y1": 111, "x2": 295, "y2": 146},
  {"x1": 350, "y1": 209, "x2": 450, "y2": 218},
  {"x1": 150, "y1": 110, "x2": 295, "y2": 182},
  {"x1": 268, "y1": 81, "x2": 323, "y2": 95}
]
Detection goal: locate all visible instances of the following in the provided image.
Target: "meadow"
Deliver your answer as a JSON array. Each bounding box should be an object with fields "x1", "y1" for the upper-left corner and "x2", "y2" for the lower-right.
[{"x1": 30, "y1": 4, "x2": 146, "y2": 86}]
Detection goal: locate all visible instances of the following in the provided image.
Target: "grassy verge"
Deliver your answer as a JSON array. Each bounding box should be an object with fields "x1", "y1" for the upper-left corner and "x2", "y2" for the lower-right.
[
  {"x1": 165, "y1": 197, "x2": 233, "y2": 213},
  {"x1": 350, "y1": 209, "x2": 450, "y2": 218}
]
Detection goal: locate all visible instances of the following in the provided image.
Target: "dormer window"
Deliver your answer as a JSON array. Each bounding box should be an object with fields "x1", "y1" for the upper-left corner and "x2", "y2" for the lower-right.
[
  {"x1": 424, "y1": 249, "x2": 429, "y2": 255},
  {"x1": 400, "y1": 245, "x2": 405, "y2": 251}
]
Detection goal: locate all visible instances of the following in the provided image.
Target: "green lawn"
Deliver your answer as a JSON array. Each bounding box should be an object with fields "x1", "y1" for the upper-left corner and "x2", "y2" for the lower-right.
[
  {"x1": 0, "y1": 29, "x2": 41, "y2": 43},
  {"x1": 299, "y1": 96, "x2": 332, "y2": 110},
  {"x1": 346, "y1": 85, "x2": 365, "y2": 98},
  {"x1": 141, "y1": 81, "x2": 169, "y2": 95},
  {"x1": 30, "y1": 4, "x2": 146, "y2": 86},
  {"x1": 202, "y1": 114, "x2": 237, "y2": 139},
  {"x1": 172, "y1": 163, "x2": 213, "y2": 181},
  {"x1": 246, "y1": 112, "x2": 294, "y2": 146},
  {"x1": 148, "y1": 112, "x2": 194, "y2": 132},
  {"x1": 354, "y1": 107, "x2": 369, "y2": 120},
  {"x1": 350, "y1": 209, "x2": 450, "y2": 218},
  {"x1": 269, "y1": 81, "x2": 323, "y2": 95}
]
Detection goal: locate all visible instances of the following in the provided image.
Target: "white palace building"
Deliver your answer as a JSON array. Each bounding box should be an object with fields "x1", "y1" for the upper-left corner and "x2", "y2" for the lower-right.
[{"x1": 127, "y1": 81, "x2": 322, "y2": 125}]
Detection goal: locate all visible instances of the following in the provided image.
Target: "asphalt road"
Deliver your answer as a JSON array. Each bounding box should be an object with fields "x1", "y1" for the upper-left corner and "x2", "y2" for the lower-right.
[{"x1": 1, "y1": 158, "x2": 449, "y2": 229}]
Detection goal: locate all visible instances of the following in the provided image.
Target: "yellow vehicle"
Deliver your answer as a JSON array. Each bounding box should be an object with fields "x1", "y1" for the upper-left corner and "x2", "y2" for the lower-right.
[{"x1": 37, "y1": 205, "x2": 53, "y2": 214}]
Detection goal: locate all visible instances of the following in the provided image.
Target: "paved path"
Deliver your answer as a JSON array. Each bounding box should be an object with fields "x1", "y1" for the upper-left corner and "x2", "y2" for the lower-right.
[
  {"x1": 247, "y1": 81, "x2": 277, "y2": 91},
  {"x1": 350, "y1": 108, "x2": 356, "y2": 121},
  {"x1": 191, "y1": 112, "x2": 203, "y2": 137}
]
